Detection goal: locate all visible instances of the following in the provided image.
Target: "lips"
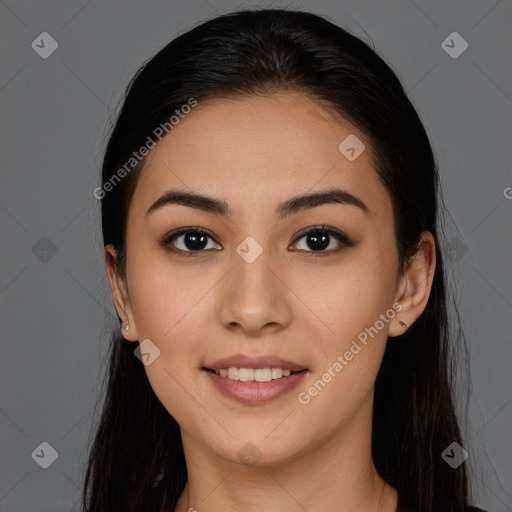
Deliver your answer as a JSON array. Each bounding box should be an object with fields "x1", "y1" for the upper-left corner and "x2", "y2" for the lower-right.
[{"x1": 202, "y1": 354, "x2": 309, "y2": 404}]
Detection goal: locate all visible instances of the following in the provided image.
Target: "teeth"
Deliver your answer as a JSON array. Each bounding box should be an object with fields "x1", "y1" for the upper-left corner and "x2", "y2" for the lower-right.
[
  {"x1": 239, "y1": 368, "x2": 254, "y2": 382},
  {"x1": 255, "y1": 368, "x2": 271, "y2": 382},
  {"x1": 227, "y1": 367, "x2": 239, "y2": 380},
  {"x1": 214, "y1": 367, "x2": 295, "y2": 382},
  {"x1": 271, "y1": 367, "x2": 282, "y2": 379}
]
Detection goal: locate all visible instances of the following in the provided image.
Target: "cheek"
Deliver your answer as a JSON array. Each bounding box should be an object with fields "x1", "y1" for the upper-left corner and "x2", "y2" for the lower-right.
[
  {"x1": 296, "y1": 273, "x2": 394, "y2": 426},
  {"x1": 125, "y1": 248, "x2": 220, "y2": 379},
  {"x1": 305, "y1": 253, "x2": 397, "y2": 336},
  {"x1": 125, "y1": 254, "x2": 208, "y2": 424},
  {"x1": 298, "y1": 242, "x2": 397, "y2": 389},
  {"x1": 127, "y1": 248, "x2": 200, "y2": 337}
]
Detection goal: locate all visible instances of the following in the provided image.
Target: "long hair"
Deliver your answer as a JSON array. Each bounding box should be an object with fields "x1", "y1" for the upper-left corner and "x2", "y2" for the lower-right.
[{"x1": 83, "y1": 8, "x2": 470, "y2": 511}]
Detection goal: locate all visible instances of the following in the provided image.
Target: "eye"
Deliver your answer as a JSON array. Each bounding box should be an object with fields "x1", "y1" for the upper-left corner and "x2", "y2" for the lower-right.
[
  {"x1": 161, "y1": 225, "x2": 355, "y2": 259},
  {"x1": 161, "y1": 227, "x2": 222, "y2": 258},
  {"x1": 290, "y1": 225, "x2": 355, "y2": 256}
]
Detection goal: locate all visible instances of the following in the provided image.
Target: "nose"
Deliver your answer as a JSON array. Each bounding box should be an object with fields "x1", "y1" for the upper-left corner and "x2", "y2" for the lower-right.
[{"x1": 218, "y1": 242, "x2": 292, "y2": 336}]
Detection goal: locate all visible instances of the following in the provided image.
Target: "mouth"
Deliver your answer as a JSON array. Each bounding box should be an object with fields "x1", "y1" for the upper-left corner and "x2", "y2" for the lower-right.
[
  {"x1": 203, "y1": 366, "x2": 307, "y2": 382},
  {"x1": 202, "y1": 355, "x2": 309, "y2": 404}
]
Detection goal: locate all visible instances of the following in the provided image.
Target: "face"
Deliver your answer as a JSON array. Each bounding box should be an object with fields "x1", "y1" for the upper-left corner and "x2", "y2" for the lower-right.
[{"x1": 105, "y1": 92, "x2": 434, "y2": 467}]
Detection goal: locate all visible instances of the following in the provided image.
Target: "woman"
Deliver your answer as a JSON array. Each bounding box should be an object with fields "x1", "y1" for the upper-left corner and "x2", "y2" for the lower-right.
[{"x1": 83, "y1": 8, "x2": 487, "y2": 512}]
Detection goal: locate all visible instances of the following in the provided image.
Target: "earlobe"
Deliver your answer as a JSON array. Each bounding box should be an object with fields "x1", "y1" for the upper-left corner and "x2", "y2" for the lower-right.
[
  {"x1": 104, "y1": 244, "x2": 139, "y2": 342},
  {"x1": 398, "y1": 320, "x2": 410, "y2": 331},
  {"x1": 388, "y1": 232, "x2": 436, "y2": 338}
]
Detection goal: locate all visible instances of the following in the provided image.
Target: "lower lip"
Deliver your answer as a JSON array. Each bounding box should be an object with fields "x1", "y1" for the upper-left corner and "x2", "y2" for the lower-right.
[{"x1": 204, "y1": 370, "x2": 308, "y2": 404}]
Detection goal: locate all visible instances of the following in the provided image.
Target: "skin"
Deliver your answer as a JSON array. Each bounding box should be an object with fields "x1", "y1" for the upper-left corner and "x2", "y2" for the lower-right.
[{"x1": 104, "y1": 92, "x2": 436, "y2": 512}]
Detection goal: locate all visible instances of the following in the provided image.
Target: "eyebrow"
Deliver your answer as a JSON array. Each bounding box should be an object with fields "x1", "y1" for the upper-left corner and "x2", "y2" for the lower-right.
[{"x1": 146, "y1": 187, "x2": 369, "y2": 219}]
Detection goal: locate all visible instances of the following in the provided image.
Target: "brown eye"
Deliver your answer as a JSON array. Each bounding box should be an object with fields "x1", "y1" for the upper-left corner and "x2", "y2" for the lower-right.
[
  {"x1": 290, "y1": 226, "x2": 355, "y2": 255},
  {"x1": 161, "y1": 227, "x2": 222, "y2": 257}
]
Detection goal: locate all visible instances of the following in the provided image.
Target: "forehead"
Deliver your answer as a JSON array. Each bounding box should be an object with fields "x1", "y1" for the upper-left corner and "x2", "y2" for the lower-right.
[{"x1": 131, "y1": 92, "x2": 391, "y2": 220}]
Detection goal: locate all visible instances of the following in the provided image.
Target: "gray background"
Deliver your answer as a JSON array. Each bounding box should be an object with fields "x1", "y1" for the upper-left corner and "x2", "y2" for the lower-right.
[{"x1": 0, "y1": 0, "x2": 511, "y2": 510}]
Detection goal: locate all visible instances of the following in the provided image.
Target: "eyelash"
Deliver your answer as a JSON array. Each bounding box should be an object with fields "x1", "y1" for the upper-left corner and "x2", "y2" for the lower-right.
[{"x1": 160, "y1": 225, "x2": 355, "y2": 259}]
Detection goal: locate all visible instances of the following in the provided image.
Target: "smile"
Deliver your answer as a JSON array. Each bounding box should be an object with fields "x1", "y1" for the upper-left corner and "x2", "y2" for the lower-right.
[{"x1": 214, "y1": 367, "x2": 294, "y2": 382}]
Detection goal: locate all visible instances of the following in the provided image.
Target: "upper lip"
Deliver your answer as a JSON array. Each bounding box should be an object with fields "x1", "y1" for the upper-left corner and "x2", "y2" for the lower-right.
[{"x1": 204, "y1": 354, "x2": 308, "y2": 372}]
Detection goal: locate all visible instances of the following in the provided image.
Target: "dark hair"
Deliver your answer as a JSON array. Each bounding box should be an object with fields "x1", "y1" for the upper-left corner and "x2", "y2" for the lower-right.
[{"x1": 83, "y1": 8, "x2": 472, "y2": 511}]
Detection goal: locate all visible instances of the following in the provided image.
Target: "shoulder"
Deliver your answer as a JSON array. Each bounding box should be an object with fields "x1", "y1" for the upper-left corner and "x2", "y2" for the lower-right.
[{"x1": 467, "y1": 507, "x2": 489, "y2": 512}]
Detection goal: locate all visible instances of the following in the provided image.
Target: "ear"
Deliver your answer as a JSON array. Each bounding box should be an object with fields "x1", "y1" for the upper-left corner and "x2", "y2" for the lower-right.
[
  {"x1": 104, "y1": 244, "x2": 139, "y2": 342},
  {"x1": 388, "y1": 231, "x2": 436, "y2": 337}
]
